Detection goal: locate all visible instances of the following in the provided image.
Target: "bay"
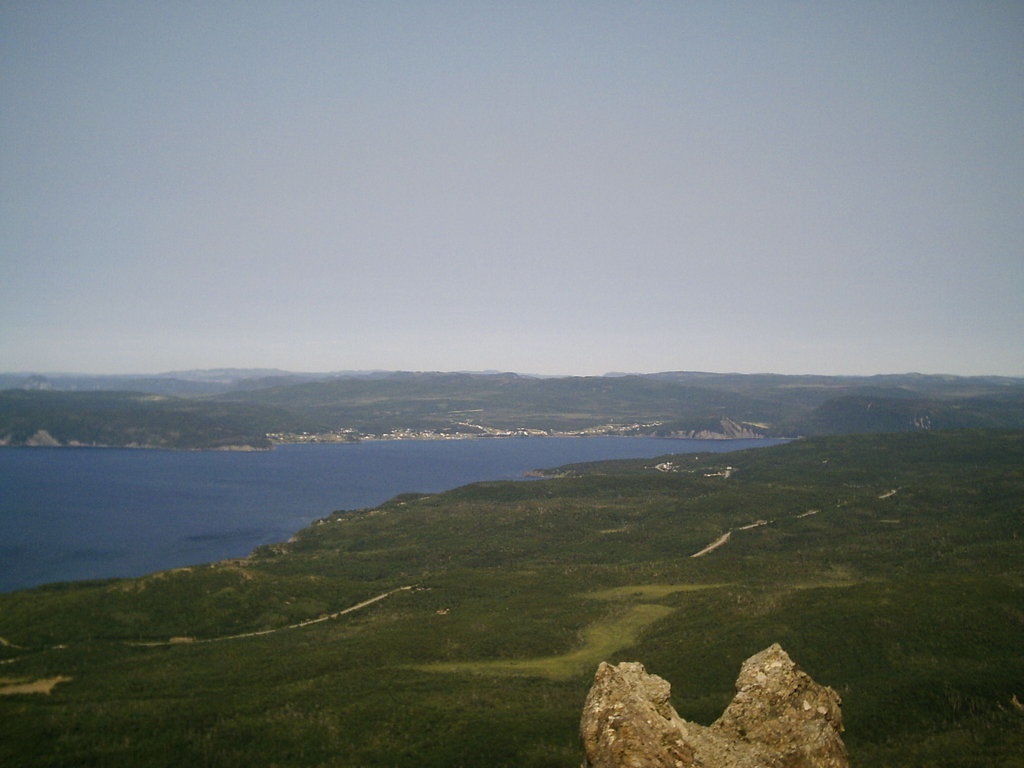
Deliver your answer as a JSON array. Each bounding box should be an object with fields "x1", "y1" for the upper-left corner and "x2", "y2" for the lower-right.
[{"x1": 0, "y1": 437, "x2": 784, "y2": 592}]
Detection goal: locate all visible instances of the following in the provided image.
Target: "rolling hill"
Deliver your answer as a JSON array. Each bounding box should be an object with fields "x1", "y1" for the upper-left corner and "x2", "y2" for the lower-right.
[
  {"x1": 1, "y1": 430, "x2": 1020, "y2": 766},
  {"x1": 2, "y1": 370, "x2": 1023, "y2": 448},
  {"x1": 0, "y1": 390, "x2": 321, "y2": 450}
]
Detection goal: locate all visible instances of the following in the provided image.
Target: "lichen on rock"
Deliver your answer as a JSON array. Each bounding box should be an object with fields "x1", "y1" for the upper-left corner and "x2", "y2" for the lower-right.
[{"x1": 580, "y1": 643, "x2": 848, "y2": 768}]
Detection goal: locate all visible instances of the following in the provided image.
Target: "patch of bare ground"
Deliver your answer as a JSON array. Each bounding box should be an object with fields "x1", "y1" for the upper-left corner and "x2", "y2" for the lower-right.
[
  {"x1": 0, "y1": 676, "x2": 71, "y2": 695},
  {"x1": 690, "y1": 519, "x2": 771, "y2": 558},
  {"x1": 737, "y1": 519, "x2": 769, "y2": 531},
  {"x1": 690, "y1": 531, "x2": 732, "y2": 558}
]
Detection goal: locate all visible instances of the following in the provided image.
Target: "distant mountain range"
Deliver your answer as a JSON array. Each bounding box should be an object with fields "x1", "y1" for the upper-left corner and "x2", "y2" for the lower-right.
[
  {"x1": 0, "y1": 369, "x2": 396, "y2": 397},
  {"x1": 2, "y1": 369, "x2": 1023, "y2": 449}
]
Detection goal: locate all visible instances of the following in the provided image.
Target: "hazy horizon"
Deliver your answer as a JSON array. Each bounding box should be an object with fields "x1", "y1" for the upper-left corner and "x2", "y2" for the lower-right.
[
  {"x1": 3, "y1": 2, "x2": 1022, "y2": 377},
  {"x1": 3, "y1": 365, "x2": 1023, "y2": 381}
]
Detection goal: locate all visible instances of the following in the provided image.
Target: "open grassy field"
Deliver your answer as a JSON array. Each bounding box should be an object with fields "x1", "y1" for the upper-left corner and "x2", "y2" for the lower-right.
[{"x1": 1, "y1": 430, "x2": 1021, "y2": 766}]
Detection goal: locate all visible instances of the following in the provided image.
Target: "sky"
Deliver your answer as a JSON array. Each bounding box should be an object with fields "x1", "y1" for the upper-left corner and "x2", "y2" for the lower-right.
[{"x1": 2, "y1": 1, "x2": 1022, "y2": 377}]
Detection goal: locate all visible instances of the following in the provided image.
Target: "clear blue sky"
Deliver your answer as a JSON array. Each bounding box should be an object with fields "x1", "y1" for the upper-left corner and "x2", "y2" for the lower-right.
[{"x1": 2, "y1": 1, "x2": 1021, "y2": 376}]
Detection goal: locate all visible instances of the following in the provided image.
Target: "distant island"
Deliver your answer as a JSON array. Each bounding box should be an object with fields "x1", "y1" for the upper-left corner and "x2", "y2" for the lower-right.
[{"x1": 2, "y1": 369, "x2": 1023, "y2": 450}]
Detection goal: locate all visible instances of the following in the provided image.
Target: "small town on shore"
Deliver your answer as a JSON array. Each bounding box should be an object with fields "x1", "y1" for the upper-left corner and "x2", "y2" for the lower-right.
[{"x1": 266, "y1": 422, "x2": 666, "y2": 444}]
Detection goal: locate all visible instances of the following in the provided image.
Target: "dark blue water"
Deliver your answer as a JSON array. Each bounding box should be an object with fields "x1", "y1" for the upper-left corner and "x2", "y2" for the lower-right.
[{"x1": 0, "y1": 437, "x2": 784, "y2": 592}]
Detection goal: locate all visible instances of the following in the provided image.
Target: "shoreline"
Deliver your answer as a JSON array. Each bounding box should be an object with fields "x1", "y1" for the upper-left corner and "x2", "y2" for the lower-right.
[
  {"x1": 270, "y1": 430, "x2": 788, "y2": 446},
  {"x1": 0, "y1": 443, "x2": 272, "y2": 452},
  {"x1": 0, "y1": 435, "x2": 789, "y2": 593},
  {"x1": 1, "y1": 433, "x2": 791, "y2": 451}
]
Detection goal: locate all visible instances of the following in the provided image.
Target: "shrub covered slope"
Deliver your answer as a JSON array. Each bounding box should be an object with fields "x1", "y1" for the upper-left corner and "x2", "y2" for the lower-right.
[{"x1": 0, "y1": 430, "x2": 1021, "y2": 766}]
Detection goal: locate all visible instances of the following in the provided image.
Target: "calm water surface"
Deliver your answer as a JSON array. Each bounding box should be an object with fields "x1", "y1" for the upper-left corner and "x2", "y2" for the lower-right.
[{"x1": 0, "y1": 437, "x2": 784, "y2": 592}]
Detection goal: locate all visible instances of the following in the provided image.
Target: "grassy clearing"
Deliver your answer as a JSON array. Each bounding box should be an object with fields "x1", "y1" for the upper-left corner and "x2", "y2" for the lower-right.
[
  {"x1": 0, "y1": 675, "x2": 72, "y2": 695},
  {"x1": 788, "y1": 579, "x2": 866, "y2": 590},
  {"x1": 582, "y1": 583, "x2": 729, "y2": 601},
  {"x1": 413, "y1": 583, "x2": 729, "y2": 681},
  {"x1": 0, "y1": 431, "x2": 1020, "y2": 767},
  {"x1": 415, "y1": 603, "x2": 675, "y2": 681}
]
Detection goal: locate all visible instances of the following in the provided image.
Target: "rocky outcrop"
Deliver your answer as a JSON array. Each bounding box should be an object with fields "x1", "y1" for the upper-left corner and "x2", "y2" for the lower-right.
[
  {"x1": 663, "y1": 418, "x2": 766, "y2": 440},
  {"x1": 580, "y1": 644, "x2": 848, "y2": 768},
  {"x1": 25, "y1": 429, "x2": 61, "y2": 447}
]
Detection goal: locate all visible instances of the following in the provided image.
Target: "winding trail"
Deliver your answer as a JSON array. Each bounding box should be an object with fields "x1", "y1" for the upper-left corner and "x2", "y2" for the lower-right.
[
  {"x1": 690, "y1": 519, "x2": 770, "y2": 558},
  {"x1": 128, "y1": 586, "x2": 415, "y2": 647},
  {"x1": 737, "y1": 520, "x2": 769, "y2": 531},
  {"x1": 690, "y1": 532, "x2": 732, "y2": 558}
]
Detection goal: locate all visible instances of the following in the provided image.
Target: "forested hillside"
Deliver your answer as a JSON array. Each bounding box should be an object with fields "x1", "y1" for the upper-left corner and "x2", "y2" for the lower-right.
[
  {"x1": 0, "y1": 390, "x2": 319, "y2": 450},
  {"x1": 3, "y1": 371, "x2": 1023, "y2": 448},
  {"x1": 1, "y1": 430, "x2": 1021, "y2": 766}
]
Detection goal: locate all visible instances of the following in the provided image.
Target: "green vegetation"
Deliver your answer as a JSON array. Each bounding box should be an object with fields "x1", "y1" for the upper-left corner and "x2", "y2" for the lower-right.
[
  {"x1": 214, "y1": 370, "x2": 1024, "y2": 436},
  {"x1": 416, "y1": 602, "x2": 676, "y2": 680},
  {"x1": 4, "y1": 371, "x2": 1024, "y2": 448},
  {"x1": 581, "y1": 583, "x2": 728, "y2": 600},
  {"x1": 0, "y1": 430, "x2": 1022, "y2": 766},
  {"x1": 0, "y1": 390, "x2": 322, "y2": 450},
  {"x1": 213, "y1": 371, "x2": 780, "y2": 434}
]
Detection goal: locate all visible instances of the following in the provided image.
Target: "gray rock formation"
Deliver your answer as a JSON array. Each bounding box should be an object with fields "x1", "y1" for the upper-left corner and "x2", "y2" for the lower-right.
[
  {"x1": 580, "y1": 643, "x2": 848, "y2": 768},
  {"x1": 25, "y1": 429, "x2": 61, "y2": 447},
  {"x1": 663, "y1": 418, "x2": 765, "y2": 440}
]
